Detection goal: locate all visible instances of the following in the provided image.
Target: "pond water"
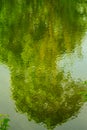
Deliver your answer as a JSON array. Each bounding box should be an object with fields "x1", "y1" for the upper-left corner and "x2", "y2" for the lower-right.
[{"x1": 0, "y1": 1, "x2": 87, "y2": 130}]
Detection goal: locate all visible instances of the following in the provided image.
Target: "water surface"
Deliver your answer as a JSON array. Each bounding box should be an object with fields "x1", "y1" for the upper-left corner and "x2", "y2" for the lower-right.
[{"x1": 0, "y1": 0, "x2": 87, "y2": 130}]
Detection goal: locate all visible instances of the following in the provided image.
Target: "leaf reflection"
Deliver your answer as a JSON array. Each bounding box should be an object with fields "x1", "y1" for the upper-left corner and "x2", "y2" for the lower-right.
[{"x1": 0, "y1": 0, "x2": 87, "y2": 129}]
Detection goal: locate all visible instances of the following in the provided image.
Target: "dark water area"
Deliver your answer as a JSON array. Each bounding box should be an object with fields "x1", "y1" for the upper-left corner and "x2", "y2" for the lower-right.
[{"x1": 0, "y1": 0, "x2": 87, "y2": 130}]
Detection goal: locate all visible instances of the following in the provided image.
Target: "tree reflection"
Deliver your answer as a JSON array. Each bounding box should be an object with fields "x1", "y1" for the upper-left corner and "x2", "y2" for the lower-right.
[
  {"x1": 11, "y1": 65, "x2": 84, "y2": 129},
  {"x1": 0, "y1": 0, "x2": 87, "y2": 60},
  {"x1": 0, "y1": 0, "x2": 87, "y2": 129}
]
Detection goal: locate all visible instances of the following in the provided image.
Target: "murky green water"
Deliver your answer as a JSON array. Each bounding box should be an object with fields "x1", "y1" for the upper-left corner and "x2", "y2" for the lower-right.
[{"x1": 0, "y1": 1, "x2": 87, "y2": 130}]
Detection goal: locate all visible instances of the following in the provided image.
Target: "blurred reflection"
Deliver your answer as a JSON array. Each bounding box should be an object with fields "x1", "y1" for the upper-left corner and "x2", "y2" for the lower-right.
[
  {"x1": 11, "y1": 66, "x2": 84, "y2": 129},
  {"x1": 0, "y1": 0, "x2": 87, "y2": 129}
]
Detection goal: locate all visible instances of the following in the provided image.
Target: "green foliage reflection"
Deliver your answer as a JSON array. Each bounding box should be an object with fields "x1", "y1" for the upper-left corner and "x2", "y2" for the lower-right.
[
  {"x1": 11, "y1": 67, "x2": 84, "y2": 129},
  {"x1": 0, "y1": 114, "x2": 10, "y2": 130},
  {"x1": 0, "y1": 0, "x2": 87, "y2": 130}
]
